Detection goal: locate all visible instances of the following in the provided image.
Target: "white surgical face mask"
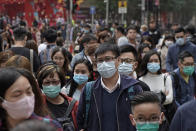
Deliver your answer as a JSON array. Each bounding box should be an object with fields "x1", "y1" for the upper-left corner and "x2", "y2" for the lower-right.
[
  {"x1": 118, "y1": 62, "x2": 133, "y2": 75},
  {"x1": 176, "y1": 38, "x2": 185, "y2": 46},
  {"x1": 165, "y1": 40, "x2": 173, "y2": 47},
  {"x1": 97, "y1": 61, "x2": 117, "y2": 78}
]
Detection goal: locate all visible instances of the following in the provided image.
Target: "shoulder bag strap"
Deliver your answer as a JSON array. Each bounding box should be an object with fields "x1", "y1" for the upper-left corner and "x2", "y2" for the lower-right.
[
  {"x1": 30, "y1": 49, "x2": 34, "y2": 73},
  {"x1": 65, "y1": 99, "x2": 77, "y2": 117}
]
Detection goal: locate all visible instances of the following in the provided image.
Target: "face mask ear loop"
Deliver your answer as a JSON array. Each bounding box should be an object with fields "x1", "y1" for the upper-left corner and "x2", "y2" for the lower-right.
[{"x1": 0, "y1": 96, "x2": 4, "y2": 103}]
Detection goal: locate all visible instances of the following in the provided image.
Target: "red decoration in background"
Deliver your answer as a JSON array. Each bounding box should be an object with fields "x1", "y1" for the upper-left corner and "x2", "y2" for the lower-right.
[{"x1": 0, "y1": 0, "x2": 69, "y2": 26}]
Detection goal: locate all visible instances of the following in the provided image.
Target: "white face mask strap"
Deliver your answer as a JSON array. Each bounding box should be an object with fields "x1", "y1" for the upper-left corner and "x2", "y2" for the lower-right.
[{"x1": 0, "y1": 96, "x2": 4, "y2": 102}]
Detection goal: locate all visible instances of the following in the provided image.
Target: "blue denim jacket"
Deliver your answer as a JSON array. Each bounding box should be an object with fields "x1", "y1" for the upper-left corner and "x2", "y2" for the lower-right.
[{"x1": 166, "y1": 42, "x2": 196, "y2": 72}]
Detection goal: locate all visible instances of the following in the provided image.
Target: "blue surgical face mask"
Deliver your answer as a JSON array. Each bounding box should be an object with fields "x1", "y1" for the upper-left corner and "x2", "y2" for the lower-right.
[
  {"x1": 118, "y1": 62, "x2": 133, "y2": 75},
  {"x1": 73, "y1": 74, "x2": 89, "y2": 85},
  {"x1": 147, "y1": 62, "x2": 160, "y2": 73},
  {"x1": 136, "y1": 121, "x2": 159, "y2": 131},
  {"x1": 97, "y1": 61, "x2": 117, "y2": 78},
  {"x1": 176, "y1": 38, "x2": 185, "y2": 46},
  {"x1": 83, "y1": 29, "x2": 89, "y2": 33},
  {"x1": 42, "y1": 84, "x2": 61, "y2": 98}
]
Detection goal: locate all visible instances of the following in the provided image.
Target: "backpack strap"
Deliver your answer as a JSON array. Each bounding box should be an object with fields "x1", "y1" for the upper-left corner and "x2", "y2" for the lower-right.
[
  {"x1": 43, "y1": 49, "x2": 48, "y2": 64},
  {"x1": 84, "y1": 81, "x2": 95, "y2": 128},
  {"x1": 65, "y1": 99, "x2": 77, "y2": 117},
  {"x1": 170, "y1": 72, "x2": 181, "y2": 101},
  {"x1": 164, "y1": 74, "x2": 167, "y2": 87},
  {"x1": 30, "y1": 49, "x2": 34, "y2": 73},
  {"x1": 170, "y1": 72, "x2": 180, "y2": 90}
]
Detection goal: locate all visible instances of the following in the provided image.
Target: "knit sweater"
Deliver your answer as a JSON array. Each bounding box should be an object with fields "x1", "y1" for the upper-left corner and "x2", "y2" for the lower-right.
[{"x1": 139, "y1": 73, "x2": 173, "y2": 105}]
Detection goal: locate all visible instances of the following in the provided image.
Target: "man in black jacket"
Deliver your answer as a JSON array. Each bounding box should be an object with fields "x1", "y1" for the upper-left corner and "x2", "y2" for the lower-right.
[{"x1": 10, "y1": 27, "x2": 40, "y2": 72}]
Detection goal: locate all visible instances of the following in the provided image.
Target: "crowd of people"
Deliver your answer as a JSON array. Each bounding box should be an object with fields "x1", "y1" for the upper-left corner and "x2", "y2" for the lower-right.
[{"x1": 0, "y1": 15, "x2": 196, "y2": 131}]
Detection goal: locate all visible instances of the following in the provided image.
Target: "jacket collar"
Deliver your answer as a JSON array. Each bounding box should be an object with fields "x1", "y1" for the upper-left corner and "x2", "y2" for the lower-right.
[{"x1": 94, "y1": 75, "x2": 139, "y2": 91}]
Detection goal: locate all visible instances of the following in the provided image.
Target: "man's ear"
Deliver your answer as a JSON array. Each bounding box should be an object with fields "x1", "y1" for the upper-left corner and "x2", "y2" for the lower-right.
[
  {"x1": 178, "y1": 61, "x2": 182, "y2": 69},
  {"x1": 133, "y1": 61, "x2": 138, "y2": 70},
  {"x1": 159, "y1": 112, "x2": 164, "y2": 124},
  {"x1": 115, "y1": 57, "x2": 120, "y2": 67},
  {"x1": 24, "y1": 36, "x2": 27, "y2": 41},
  {"x1": 0, "y1": 97, "x2": 4, "y2": 107},
  {"x1": 83, "y1": 42, "x2": 87, "y2": 48},
  {"x1": 129, "y1": 114, "x2": 136, "y2": 126}
]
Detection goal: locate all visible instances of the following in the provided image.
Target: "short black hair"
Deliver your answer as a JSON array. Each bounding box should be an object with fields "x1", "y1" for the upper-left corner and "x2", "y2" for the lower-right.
[
  {"x1": 131, "y1": 91, "x2": 161, "y2": 112},
  {"x1": 126, "y1": 25, "x2": 137, "y2": 34},
  {"x1": 80, "y1": 34, "x2": 97, "y2": 45},
  {"x1": 185, "y1": 24, "x2": 195, "y2": 35},
  {"x1": 95, "y1": 43, "x2": 120, "y2": 58},
  {"x1": 174, "y1": 27, "x2": 185, "y2": 34},
  {"x1": 44, "y1": 28, "x2": 57, "y2": 43},
  {"x1": 98, "y1": 26, "x2": 110, "y2": 33},
  {"x1": 119, "y1": 45, "x2": 138, "y2": 60},
  {"x1": 83, "y1": 24, "x2": 91, "y2": 29},
  {"x1": 13, "y1": 27, "x2": 27, "y2": 41},
  {"x1": 19, "y1": 20, "x2": 27, "y2": 27},
  {"x1": 116, "y1": 26, "x2": 125, "y2": 35},
  {"x1": 178, "y1": 51, "x2": 194, "y2": 63},
  {"x1": 141, "y1": 36, "x2": 153, "y2": 45}
]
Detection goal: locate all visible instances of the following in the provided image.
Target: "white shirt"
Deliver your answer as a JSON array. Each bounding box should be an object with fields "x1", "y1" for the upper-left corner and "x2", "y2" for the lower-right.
[
  {"x1": 139, "y1": 73, "x2": 173, "y2": 105},
  {"x1": 61, "y1": 85, "x2": 81, "y2": 101},
  {"x1": 101, "y1": 75, "x2": 121, "y2": 93},
  {"x1": 38, "y1": 42, "x2": 47, "y2": 54}
]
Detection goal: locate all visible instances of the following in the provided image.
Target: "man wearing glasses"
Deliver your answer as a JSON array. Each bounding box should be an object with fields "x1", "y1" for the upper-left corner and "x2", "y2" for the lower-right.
[
  {"x1": 118, "y1": 44, "x2": 150, "y2": 91},
  {"x1": 172, "y1": 51, "x2": 196, "y2": 106},
  {"x1": 77, "y1": 43, "x2": 143, "y2": 131}
]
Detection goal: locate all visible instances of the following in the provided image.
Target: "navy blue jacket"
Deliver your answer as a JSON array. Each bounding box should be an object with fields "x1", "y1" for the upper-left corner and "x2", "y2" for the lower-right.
[
  {"x1": 170, "y1": 100, "x2": 196, "y2": 131},
  {"x1": 166, "y1": 41, "x2": 196, "y2": 72},
  {"x1": 172, "y1": 68, "x2": 195, "y2": 106},
  {"x1": 77, "y1": 75, "x2": 143, "y2": 131}
]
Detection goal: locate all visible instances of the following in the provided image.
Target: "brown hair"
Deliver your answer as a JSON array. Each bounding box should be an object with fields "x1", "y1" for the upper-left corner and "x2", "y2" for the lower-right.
[
  {"x1": 98, "y1": 31, "x2": 111, "y2": 43},
  {"x1": 0, "y1": 50, "x2": 14, "y2": 67},
  {"x1": 25, "y1": 40, "x2": 38, "y2": 54},
  {"x1": 51, "y1": 47, "x2": 70, "y2": 73},
  {"x1": 37, "y1": 63, "x2": 66, "y2": 89},
  {"x1": 5, "y1": 55, "x2": 31, "y2": 72},
  {"x1": 56, "y1": 37, "x2": 64, "y2": 47}
]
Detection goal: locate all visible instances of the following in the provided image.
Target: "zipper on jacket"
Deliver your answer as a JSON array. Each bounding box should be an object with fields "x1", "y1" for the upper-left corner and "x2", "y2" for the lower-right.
[
  {"x1": 93, "y1": 92, "x2": 102, "y2": 131},
  {"x1": 116, "y1": 90, "x2": 124, "y2": 131}
]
